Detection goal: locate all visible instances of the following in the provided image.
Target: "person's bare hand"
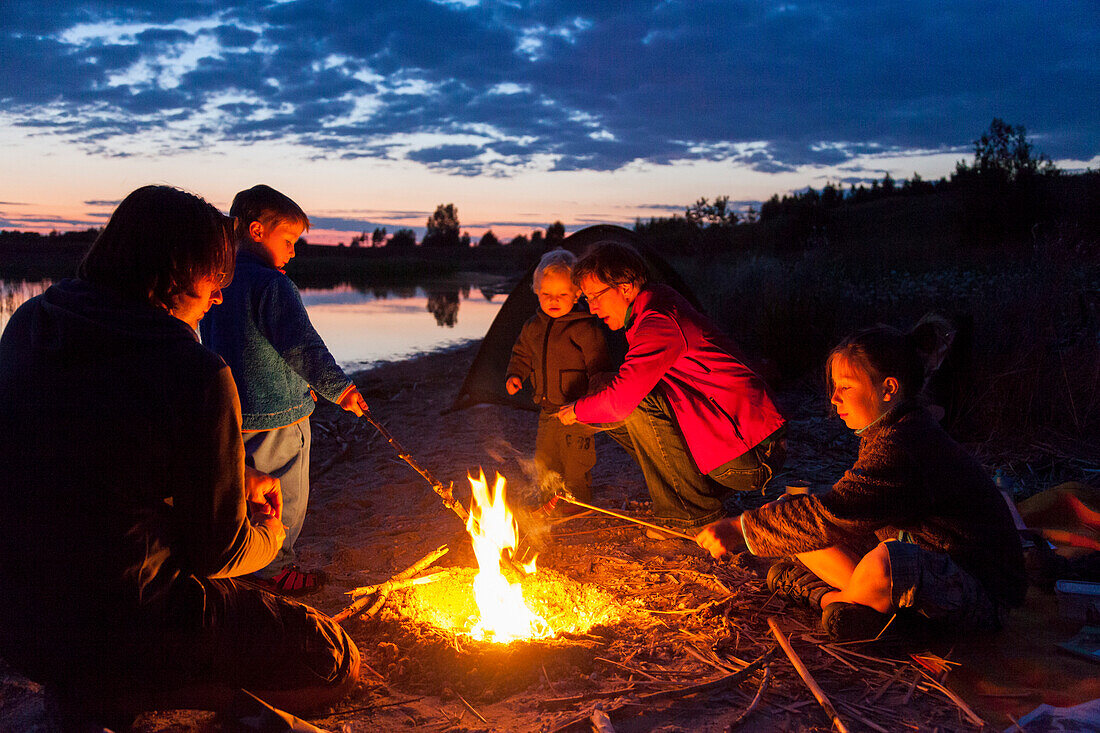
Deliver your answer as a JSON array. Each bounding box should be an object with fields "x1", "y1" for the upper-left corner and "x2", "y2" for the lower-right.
[
  {"x1": 338, "y1": 385, "x2": 368, "y2": 417},
  {"x1": 556, "y1": 402, "x2": 578, "y2": 425},
  {"x1": 244, "y1": 465, "x2": 282, "y2": 522},
  {"x1": 257, "y1": 513, "x2": 287, "y2": 547},
  {"x1": 695, "y1": 517, "x2": 747, "y2": 559},
  {"x1": 505, "y1": 376, "x2": 522, "y2": 395}
]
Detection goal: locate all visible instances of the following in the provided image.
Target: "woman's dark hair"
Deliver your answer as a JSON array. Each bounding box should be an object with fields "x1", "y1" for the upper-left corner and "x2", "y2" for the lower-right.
[
  {"x1": 827, "y1": 314, "x2": 955, "y2": 402},
  {"x1": 572, "y1": 240, "x2": 649, "y2": 289},
  {"x1": 229, "y1": 184, "x2": 310, "y2": 242},
  {"x1": 79, "y1": 185, "x2": 233, "y2": 310}
]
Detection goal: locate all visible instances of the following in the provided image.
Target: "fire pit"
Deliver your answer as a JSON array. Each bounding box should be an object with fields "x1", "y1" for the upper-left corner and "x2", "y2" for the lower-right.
[{"x1": 348, "y1": 471, "x2": 641, "y2": 699}]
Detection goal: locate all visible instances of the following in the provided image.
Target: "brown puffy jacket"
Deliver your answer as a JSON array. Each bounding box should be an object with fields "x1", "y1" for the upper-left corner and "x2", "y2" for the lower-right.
[{"x1": 507, "y1": 309, "x2": 610, "y2": 410}]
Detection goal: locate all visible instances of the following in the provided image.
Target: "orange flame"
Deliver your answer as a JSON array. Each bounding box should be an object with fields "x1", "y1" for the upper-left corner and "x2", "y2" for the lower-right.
[{"x1": 465, "y1": 470, "x2": 549, "y2": 643}]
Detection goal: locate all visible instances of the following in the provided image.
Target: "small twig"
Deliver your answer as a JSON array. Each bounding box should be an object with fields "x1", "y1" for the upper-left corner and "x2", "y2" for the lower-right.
[
  {"x1": 594, "y1": 656, "x2": 660, "y2": 681},
  {"x1": 542, "y1": 665, "x2": 560, "y2": 695},
  {"x1": 834, "y1": 700, "x2": 891, "y2": 733},
  {"x1": 915, "y1": 670, "x2": 986, "y2": 728},
  {"x1": 768, "y1": 617, "x2": 850, "y2": 733},
  {"x1": 867, "y1": 667, "x2": 904, "y2": 704},
  {"x1": 454, "y1": 690, "x2": 488, "y2": 724},
  {"x1": 727, "y1": 663, "x2": 771, "y2": 730}
]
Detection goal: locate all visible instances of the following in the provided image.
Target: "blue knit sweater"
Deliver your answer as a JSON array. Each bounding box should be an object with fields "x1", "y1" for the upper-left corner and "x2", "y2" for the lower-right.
[{"x1": 200, "y1": 249, "x2": 351, "y2": 431}]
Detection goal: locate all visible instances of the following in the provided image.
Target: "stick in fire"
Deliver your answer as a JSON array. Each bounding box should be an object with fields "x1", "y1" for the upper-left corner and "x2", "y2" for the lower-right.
[{"x1": 357, "y1": 409, "x2": 530, "y2": 576}]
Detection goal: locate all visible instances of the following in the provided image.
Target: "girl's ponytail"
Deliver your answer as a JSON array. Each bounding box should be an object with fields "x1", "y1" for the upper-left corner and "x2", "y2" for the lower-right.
[{"x1": 908, "y1": 313, "x2": 956, "y2": 381}]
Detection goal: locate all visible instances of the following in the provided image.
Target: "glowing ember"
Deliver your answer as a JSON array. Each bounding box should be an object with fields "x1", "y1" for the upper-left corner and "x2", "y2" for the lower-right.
[{"x1": 466, "y1": 470, "x2": 550, "y2": 643}]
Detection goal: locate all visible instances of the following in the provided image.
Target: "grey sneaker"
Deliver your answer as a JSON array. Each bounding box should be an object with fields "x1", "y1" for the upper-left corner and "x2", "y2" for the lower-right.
[
  {"x1": 765, "y1": 559, "x2": 834, "y2": 609},
  {"x1": 820, "y1": 602, "x2": 894, "y2": 641}
]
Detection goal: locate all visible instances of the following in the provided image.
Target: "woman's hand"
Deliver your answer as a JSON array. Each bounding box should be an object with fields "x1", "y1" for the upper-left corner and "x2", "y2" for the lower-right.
[
  {"x1": 338, "y1": 384, "x2": 368, "y2": 417},
  {"x1": 556, "y1": 402, "x2": 578, "y2": 425},
  {"x1": 505, "y1": 376, "x2": 523, "y2": 395},
  {"x1": 695, "y1": 517, "x2": 747, "y2": 559},
  {"x1": 244, "y1": 464, "x2": 283, "y2": 522}
]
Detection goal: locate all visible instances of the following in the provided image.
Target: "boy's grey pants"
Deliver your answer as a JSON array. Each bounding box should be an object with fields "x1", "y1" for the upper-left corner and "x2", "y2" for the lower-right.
[{"x1": 243, "y1": 419, "x2": 311, "y2": 576}]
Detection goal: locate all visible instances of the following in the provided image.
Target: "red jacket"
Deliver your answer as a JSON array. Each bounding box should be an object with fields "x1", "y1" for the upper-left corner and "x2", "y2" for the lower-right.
[{"x1": 574, "y1": 284, "x2": 785, "y2": 474}]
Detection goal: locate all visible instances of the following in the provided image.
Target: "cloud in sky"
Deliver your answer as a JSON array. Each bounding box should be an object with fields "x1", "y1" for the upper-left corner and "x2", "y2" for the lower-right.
[{"x1": 2, "y1": 0, "x2": 1097, "y2": 182}]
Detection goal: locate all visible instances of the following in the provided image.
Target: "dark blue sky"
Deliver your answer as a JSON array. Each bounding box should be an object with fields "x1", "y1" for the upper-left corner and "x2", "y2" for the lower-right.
[{"x1": 2, "y1": 1, "x2": 1097, "y2": 236}]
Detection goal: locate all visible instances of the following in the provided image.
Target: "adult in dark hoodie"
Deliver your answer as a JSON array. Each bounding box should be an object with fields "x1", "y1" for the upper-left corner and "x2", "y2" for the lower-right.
[{"x1": 0, "y1": 186, "x2": 359, "y2": 723}]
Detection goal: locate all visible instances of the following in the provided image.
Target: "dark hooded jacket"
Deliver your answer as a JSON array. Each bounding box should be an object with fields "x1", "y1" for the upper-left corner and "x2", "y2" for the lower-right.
[
  {"x1": 740, "y1": 402, "x2": 1026, "y2": 607},
  {"x1": 506, "y1": 309, "x2": 610, "y2": 411},
  {"x1": 0, "y1": 279, "x2": 279, "y2": 642}
]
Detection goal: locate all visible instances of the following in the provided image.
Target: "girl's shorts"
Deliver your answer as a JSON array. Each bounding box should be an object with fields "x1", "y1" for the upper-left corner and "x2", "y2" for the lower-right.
[{"x1": 885, "y1": 540, "x2": 1004, "y2": 631}]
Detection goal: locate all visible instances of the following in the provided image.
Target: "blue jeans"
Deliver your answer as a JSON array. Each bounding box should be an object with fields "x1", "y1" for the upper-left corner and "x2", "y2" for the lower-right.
[
  {"x1": 598, "y1": 391, "x2": 783, "y2": 530},
  {"x1": 244, "y1": 419, "x2": 311, "y2": 576}
]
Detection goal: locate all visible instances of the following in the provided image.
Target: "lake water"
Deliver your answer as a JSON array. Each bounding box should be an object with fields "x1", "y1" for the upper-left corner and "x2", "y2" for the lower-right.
[{"x1": 0, "y1": 277, "x2": 510, "y2": 372}]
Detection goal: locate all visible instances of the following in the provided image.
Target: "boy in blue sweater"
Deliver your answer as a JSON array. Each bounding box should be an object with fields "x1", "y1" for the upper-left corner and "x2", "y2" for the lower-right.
[{"x1": 201, "y1": 184, "x2": 368, "y2": 596}]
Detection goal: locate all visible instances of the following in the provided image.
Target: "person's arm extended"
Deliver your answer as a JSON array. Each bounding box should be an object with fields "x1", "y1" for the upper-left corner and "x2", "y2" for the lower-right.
[
  {"x1": 175, "y1": 367, "x2": 282, "y2": 578},
  {"x1": 505, "y1": 320, "x2": 536, "y2": 387},
  {"x1": 740, "y1": 437, "x2": 927, "y2": 557},
  {"x1": 258, "y1": 275, "x2": 352, "y2": 404},
  {"x1": 573, "y1": 311, "x2": 685, "y2": 423}
]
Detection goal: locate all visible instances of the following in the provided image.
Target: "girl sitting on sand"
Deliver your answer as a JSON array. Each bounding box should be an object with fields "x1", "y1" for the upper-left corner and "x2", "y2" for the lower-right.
[{"x1": 696, "y1": 318, "x2": 1026, "y2": 640}]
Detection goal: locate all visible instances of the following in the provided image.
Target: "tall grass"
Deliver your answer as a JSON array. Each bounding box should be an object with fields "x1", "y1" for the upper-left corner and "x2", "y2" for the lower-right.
[{"x1": 679, "y1": 240, "x2": 1100, "y2": 457}]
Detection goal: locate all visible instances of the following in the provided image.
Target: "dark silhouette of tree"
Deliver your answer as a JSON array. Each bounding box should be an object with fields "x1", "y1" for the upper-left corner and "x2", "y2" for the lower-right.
[
  {"x1": 348, "y1": 231, "x2": 366, "y2": 247},
  {"x1": 547, "y1": 221, "x2": 566, "y2": 242},
  {"x1": 951, "y1": 118, "x2": 1060, "y2": 248},
  {"x1": 686, "y1": 195, "x2": 738, "y2": 227},
  {"x1": 530, "y1": 230, "x2": 544, "y2": 249},
  {"x1": 478, "y1": 230, "x2": 500, "y2": 248},
  {"x1": 426, "y1": 289, "x2": 459, "y2": 327},
  {"x1": 960, "y1": 118, "x2": 1058, "y2": 183},
  {"x1": 460, "y1": 231, "x2": 471, "y2": 248},
  {"x1": 371, "y1": 227, "x2": 387, "y2": 247},
  {"x1": 510, "y1": 234, "x2": 529, "y2": 247},
  {"x1": 423, "y1": 203, "x2": 461, "y2": 248},
  {"x1": 387, "y1": 228, "x2": 417, "y2": 249}
]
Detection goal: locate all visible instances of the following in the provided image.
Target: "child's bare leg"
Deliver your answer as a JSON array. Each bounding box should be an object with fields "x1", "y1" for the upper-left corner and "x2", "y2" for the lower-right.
[
  {"x1": 795, "y1": 546, "x2": 859, "y2": 590},
  {"x1": 819, "y1": 542, "x2": 893, "y2": 613}
]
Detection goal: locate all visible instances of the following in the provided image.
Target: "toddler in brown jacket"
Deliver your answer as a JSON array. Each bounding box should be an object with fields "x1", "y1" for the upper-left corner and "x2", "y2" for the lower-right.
[{"x1": 506, "y1": 249, "x2": 610, "y2": 503}]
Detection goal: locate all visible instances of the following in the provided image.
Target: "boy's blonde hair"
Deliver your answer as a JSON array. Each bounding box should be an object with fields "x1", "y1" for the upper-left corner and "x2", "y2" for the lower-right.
[
  {"x1": 532, "y1": 248, "x2": 577, "y2": 292},
  {"x1": 229, "y1": 184, "x2": 310, "y2": 242}
]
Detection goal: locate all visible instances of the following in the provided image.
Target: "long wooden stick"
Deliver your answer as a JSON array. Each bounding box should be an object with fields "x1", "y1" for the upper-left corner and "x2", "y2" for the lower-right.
[
  {"x1": 767, "y1": 617, "x2": 851, "y2": 733},
  {"x1": 557, "y1": 496, "x2": 698, "y2": 541},
  {"x1": 334, "y1": 544, "x2": 449, "y2": 623},
  {"x1": 359, "y1": 410, "x2": 529, "y2": 577},
  {"x1": 360, "y1": 411, "x2": 469, "y2": 523}
]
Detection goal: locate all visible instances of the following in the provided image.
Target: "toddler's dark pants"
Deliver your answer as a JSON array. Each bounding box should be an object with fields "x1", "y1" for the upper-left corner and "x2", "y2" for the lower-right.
[{"x1": 536, "y1": 410, "x2": 598, "y2": 501}]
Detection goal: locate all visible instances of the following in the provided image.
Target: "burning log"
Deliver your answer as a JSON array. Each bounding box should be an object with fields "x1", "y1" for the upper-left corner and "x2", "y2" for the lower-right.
[{"x1": 334, "y1": 544, "x2": 450, "y2": 623}]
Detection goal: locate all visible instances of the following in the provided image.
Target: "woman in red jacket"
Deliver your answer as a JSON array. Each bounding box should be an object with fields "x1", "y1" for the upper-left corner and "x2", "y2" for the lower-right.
[{"x1": 556, "y1": 241, "x2": 786, "y2": 536}]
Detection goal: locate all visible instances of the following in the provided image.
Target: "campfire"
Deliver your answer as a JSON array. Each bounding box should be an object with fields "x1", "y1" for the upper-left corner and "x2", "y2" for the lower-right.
[
  {"x1": 465, "y1": 470, "x2": 548, "y2": 642},
  {"x1": 392, "y1": 470, "x2": 628, "y2": 644}
]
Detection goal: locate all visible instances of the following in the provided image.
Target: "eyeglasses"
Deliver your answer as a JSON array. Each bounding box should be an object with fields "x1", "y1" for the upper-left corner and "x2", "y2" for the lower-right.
[{"x1": 579, "y1": 284, "x2": 615, "y2": 306}]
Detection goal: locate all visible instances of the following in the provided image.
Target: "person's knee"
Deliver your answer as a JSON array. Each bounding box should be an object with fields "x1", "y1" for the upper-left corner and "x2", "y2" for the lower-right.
[{"x1": 845, "y1": 543, "x2": 893, "y2": 612}]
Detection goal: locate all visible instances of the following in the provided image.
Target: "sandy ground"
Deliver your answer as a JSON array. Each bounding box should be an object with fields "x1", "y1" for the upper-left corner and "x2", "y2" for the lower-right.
[{"x1": 3, "y1": 340, "x2": 1098, "y2": 732}]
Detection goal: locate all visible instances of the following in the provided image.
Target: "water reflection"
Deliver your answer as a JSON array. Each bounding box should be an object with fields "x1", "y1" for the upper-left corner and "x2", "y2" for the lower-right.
[
  {"x1": 1, "y1": 279, "x2": 52, "y2": 334},
  {"x1": 0, "y1": 278, "x2": 509, "y2": 372}
]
